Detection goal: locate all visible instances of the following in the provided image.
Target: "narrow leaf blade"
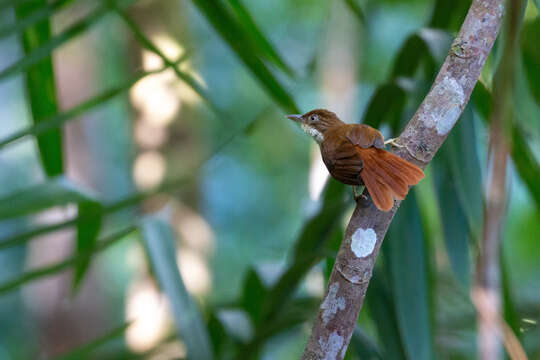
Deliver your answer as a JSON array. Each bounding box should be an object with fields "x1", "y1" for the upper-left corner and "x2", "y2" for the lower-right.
[
  {"x1": 0, "y1": 176, "x2": 97, "y2": 220},
  {"x1": 73, "y1": 201, "x2": 103, "y2": 291},
  {"x1": 228, "y1": 0, "x2": 295, "y2": 77},
  {"x1": 15, "y1": 0, "x2": 62, "y2": 176},
  {"x1": 141, "y1": 217, "x2": 213, "y2": 360},
  {"x1": 385, "y1": 191, "x2": 433, "y2": 360},
  {"x1": 433, "y1": 151, "x2": 471, "y2": 288},
  {"x1": 55, "y1": 322, "x2": 131, "y2": 360},
  {"x1": 366, "y1": 270, "x2": 407, "y2": 360},
  {"x1": 191, "y1": 0, "x2": 299, "y2": 113}
]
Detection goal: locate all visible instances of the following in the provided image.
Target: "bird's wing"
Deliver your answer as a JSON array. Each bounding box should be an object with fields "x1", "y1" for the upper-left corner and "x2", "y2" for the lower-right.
[
  {"x1": 321, "y1": 140, "x2": 365, "y2": 185},
  {"x1": 345, "y1": 124, "x2": 385, "y2": 149}
]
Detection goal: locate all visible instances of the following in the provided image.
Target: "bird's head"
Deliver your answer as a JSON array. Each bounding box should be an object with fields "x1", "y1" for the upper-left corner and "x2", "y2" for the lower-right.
[{"x1": 287, "y1": 109, "x2": 344, "y2": 143}]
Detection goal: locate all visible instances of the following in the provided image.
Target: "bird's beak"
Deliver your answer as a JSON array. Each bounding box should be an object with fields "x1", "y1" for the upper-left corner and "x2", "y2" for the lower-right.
[{"x1": 286, "y1": 114, "x2": 302, "y2": 122}]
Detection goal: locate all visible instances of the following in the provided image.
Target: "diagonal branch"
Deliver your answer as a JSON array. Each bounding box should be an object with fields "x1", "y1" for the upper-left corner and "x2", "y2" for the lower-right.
[{"x1": 301, "y1": 0, "x2": 505, "y2": 358}]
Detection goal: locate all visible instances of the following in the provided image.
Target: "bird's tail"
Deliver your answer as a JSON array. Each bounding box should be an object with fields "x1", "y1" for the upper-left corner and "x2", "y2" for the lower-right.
[{"x1": 358, "y1": 147, "x2": 424, "y2": 211}]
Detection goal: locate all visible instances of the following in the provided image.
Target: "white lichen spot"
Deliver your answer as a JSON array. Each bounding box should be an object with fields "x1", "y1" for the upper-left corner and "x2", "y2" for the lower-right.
[
  {"x1": 301, "y1": 123, "x2": 324, "y2": 143},
  {"x1": 419, "y1": 76, "x2": 465, "y2": 135},
  {"x1": 319, "y1": 331, "x2": 344, "y2": 360},
  {"x1": 350, "y1": 228, "x2": 377, "y2": 258},
  {"x1": 321, "y1": 283, "x2": 346, "y2": 324},
  {"x1": 498, "y1": 3, "x2": 505, "y2": 17}
]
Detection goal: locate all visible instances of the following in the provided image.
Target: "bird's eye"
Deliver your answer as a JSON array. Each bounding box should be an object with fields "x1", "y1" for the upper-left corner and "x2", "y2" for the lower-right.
[{"x1": 310, "y1": 114, "x2": 319, "y2": 122}]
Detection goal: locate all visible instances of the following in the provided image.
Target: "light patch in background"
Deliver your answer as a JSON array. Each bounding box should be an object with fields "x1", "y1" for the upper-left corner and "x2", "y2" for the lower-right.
[
  {"x1": 134, "y1": 120, "x2": 168, "y2": 149},
  {"x1": 141, "y1": 35, "x2": 185, "y2": 71},
  {"x1": 147, "y1": 341, "x2": 186, "y2": 360},
  {"x1": 318, "y1": 0, "x2": 359, "y2": 124},
  {"x1": 174, "y1": 204, "x2": 215, "y2": 255},
  {"x1": 309, "y1": 147, "x2": 329, "y2": 201},
  {"x1": 305, "y1": 267, "x2": 324, "y2": 297},
  {"x1": 177, "y1": 249, "x2": 211, "y2": 296},
  {"x1": 126, "y1": 279, "x2": 170, "y2": 353},
  {"x1": 22, "y1": 208, "x2": 75, "y2": 315},
  {"x1": 130, "y1": 72, "x2": 181, "y2": 126},
  {"x1": 133, "y1": 151, "x2": 166, "y2": 190}
]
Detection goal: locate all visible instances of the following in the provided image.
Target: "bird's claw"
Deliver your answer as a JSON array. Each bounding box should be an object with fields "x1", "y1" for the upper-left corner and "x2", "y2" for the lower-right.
[
  {"x1": 353, "y1": 185, "x2": 367, "y2": 202},
  {"x1": 384, "y1": 138, "x2": 404, "y2": 148}
]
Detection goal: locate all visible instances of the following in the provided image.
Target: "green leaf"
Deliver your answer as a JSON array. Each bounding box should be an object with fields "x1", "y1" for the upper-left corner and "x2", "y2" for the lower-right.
[
  {"x1": 324, "y1": 226, "x2": 345, "y2": 284},
  {"x1": 342, "y1": 0, "x2": 365, "y2": 24},
  {"x1": 250, "y1": 297, "x2": 320, "y2": 345},
  {"x1": 141, "y1": 217, "x2": 213, "y2": 360},
  {"x1": 534, "y1": 0, "x2": 540, "y2": 14},
  {"x1": 0, "y1": 106, "x2": 254, "y2": 250},
  {"x1": 73, "y1": 201, "x2": 103, "y2": 291},
  {"x1": 261, "y1": 179, "x2": 348, "y2": 321},
  {"x1": 227, "y1": 0, "x2": 295, "y2": 77},
  {"x1": 0, "y1": 4, "x2": 109, "y2": 82},
  {"x1": 0, "y1": 177, "x2": 103, "y2": 289},
  {"x1": 511, "y1": 125, "x2": 540, "y2": 210},
  {"x1": 513, "y1": 53, "x2": 540, "y2": 135},
  {"x1": 0, "y1": 226, "x2": 135, "y2": 294},
  {"x1": 444, "y1": 105, "x2": 483, "y2": 239},
  {"x1": 362, "y1": 82, "x2": 406, "y2": 131},
  {"x1": 385, "y1": 191, "x2": 433, "y2": 360},
  {"x1": 391, "y1": 28, "x2": 450, "y2": 80},
  {"x1": 501, "y1": 254, "x2": 520, "y2": 337},
  {"x1": 433, "y1": 148, "x2": 471, "y2": 289},
  {"x1": 0, "y1": 63, "x2": 179, "y2": 149},
  {"x1": 349, "y1": 327, "x2": 383, "y2": 360},
  {"x1": 428, "y1": 0, "x2": 470, "y2": 32},
  {"x1": 207, "y1": 312, "x2": 228, "y2": 358},
  {"x1": 0, "y1": 0, "x2": 138, "y2": 83},
  {"x1": 0, "y1": 176, "x2": 99, "y2": 220},
  {"x1": 472, "y1": 81, "x2": 492, "y2": 119},
  {"x1": 241, "y1": 268, "x2": 268, "y2": 325},
  {"x1": 520, "y1": 18, "x2": 540, "y2": 102},
  {"x1": 55, "y1": 322, "x2": 131, "y2": 360},
  {"x1": 191, "y1": 0, "x2": 299, "y2": 113},
  {"x1": 1, "y1": 0, "x2": 74, "y2": 40},
  {"x1": 15, "y1": 0, "x2": 63, "y2": 176},
  {"x1": 366, "y1": 270, "x2": 407, "y2": 360},
  {"x1": 110, "y1": 4, "x2": 219, "y2": 111}
]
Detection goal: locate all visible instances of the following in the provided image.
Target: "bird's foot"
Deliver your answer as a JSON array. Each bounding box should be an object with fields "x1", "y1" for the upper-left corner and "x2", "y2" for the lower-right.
[
  {"x1": 352, "y1": 185, "x2": 367, "y2": 202},
  {"x1": 384, "y1": 137, "x2": 404, "y2": 148}
]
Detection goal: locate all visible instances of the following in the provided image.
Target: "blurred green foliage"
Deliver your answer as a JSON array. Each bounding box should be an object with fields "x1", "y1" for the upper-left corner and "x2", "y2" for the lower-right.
[{"x1": 0, "y1": 0, "x2": 538, "y2": 359}]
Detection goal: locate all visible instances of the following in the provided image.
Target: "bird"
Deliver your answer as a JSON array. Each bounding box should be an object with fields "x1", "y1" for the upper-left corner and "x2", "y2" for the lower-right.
[{"x1": 287, "y1": 109, "x2": 424, "y2": 212}]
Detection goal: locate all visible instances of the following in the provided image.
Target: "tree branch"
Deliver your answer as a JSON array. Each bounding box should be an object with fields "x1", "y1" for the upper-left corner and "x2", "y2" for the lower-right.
[{"x1": 301, "y1": 0, "x2": 505, "y2": 358}]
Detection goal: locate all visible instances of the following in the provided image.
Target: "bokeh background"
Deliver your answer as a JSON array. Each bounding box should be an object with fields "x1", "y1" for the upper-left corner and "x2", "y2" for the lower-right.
[{"x1": 0, "y1": 0, "x2": 539, "y2": 359}]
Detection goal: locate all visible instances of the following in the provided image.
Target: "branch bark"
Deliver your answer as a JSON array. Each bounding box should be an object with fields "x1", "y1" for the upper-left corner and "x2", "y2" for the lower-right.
[{"x1": 301, "y1": 1, "x2": 505, "y2": 358}]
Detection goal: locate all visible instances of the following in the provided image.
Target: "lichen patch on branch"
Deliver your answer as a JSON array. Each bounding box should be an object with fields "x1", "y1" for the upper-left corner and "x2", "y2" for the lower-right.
[
  {"x1": 419, "y1": 76, "x2": 465, "y2": 135},
  {"x1": 321, "y1": 282, "x2": 346, "y2": 325},
  {"x1": 318, "y1": 331, "x2": 345, "y2": 360},
  {"x1": 350, "y1": 228, "x2": 377, "y2": 258}
]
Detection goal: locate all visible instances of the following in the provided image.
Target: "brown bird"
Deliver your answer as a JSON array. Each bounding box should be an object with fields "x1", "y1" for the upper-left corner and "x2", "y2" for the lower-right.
[{"x1": 287, "y1": 109, "x2": 424, "y2": 211}]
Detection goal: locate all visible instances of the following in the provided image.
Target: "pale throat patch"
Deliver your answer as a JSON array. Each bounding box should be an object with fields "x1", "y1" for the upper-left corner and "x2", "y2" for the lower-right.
[{"x1": 301, "y1": 123, "x2": 324, "y2": 143}]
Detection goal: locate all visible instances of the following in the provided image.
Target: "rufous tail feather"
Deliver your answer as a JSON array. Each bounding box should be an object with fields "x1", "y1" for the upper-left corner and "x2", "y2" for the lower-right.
[{"x1": 358, "y1": 147, "x2": 424, "y2": 211}]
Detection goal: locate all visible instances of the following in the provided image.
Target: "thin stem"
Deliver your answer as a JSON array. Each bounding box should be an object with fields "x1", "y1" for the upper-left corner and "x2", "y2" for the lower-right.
[
  {"x1": 475, "y1": 0, "x2": 521, "y2": 358},
  {"x1": 0, "y1": 61, "x2": 185, "y2": 149},
  {"x1": 110, "y1": 1, "x2": 221, "y2": 113},
  {"x1": 0, "y1": 107, "x2": 266, "y2": 249},
  {"x1": 0, "y1": 226, "x2": 136, "y2": 294}
]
